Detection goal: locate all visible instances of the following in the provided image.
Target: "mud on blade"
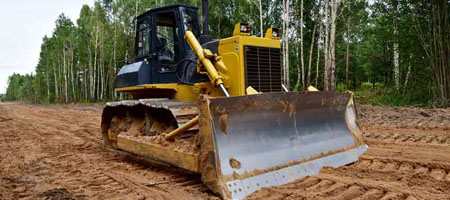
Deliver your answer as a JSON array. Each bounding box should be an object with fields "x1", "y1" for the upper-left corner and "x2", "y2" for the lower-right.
[{"x1": 203, "y1": 92, "x2": 368, "y2": 199}]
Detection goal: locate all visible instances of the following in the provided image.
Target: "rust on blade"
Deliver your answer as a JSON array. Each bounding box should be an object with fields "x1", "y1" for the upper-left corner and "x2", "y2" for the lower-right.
[
  {"x1": 229, "y1": 158, "x2": 242, "y2": 169},
  {"x1": 219, "y1": 113, "x2": 228, "y2": 135}
]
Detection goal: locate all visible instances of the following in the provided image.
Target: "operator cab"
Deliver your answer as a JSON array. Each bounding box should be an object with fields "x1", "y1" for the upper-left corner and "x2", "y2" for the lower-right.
[{"x1": 115, "y1": 4, "x2": 207, "y2": 89}]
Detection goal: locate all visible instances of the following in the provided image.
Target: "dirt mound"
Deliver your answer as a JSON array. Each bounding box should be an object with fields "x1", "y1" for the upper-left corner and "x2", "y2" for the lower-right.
[{"x1": 358, "y1": 104, "x2": 450, "y2": 129}]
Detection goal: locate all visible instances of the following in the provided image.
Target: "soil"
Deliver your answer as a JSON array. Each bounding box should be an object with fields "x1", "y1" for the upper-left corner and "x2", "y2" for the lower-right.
[
  {"x1": 1, "y1": 102, "x2": 450, "y2": 200},
  {"x1": 0, "y1": 102, "x2": 216, "y2": 200},
  {"x1": 120, "y1": 134, "x2": 199, "y2": 155},
  {"x1": 246, "y1": 104, "x2": 450, "y2": 200}
]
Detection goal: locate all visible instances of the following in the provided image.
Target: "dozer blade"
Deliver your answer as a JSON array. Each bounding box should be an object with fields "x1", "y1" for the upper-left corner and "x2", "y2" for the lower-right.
[{"x1": 199, "y1": 92, "x2": 368, "y2": 199}]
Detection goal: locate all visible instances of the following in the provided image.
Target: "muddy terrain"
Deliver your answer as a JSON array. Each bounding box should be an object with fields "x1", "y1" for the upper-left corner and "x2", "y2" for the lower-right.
[{"x1": 0, "y1": 103, "x2": 449, "y2": 200}]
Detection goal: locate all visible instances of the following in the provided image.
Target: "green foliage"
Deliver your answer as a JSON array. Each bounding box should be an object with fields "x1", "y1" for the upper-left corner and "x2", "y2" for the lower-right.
[
  {"x1": 5, "y1": 73, "x2": 36, "y2": 102},
  {"x1": 4, "y1": 0, "x2": 448, "y2": 107},
  {"x1": 0, "y1": 94, "x2": 5, "y2": 101},
  {"x1": 336, "y1": 83, "x2": 346, "y2": 93},
  {"x1": 356, "y1": 89, "x2": 427, "y2": 107},
  {"x1": 355, "y1": 81, "x2": 429, "y2": 107},
  {"x1": 360, "y1": 82, "x2": 372, "y2": 91}
]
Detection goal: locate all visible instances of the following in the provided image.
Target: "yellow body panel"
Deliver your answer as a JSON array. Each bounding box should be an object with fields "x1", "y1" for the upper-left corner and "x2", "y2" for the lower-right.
[
  {"x1": 115, "y1": 35, "x2": 281, "y2": 103},
  {"x1": 218, "y1": 36, "x2": 281, "y2": 97},
  {"x1": 115, "y1": 82, "x2": 221, "y2": 102}
]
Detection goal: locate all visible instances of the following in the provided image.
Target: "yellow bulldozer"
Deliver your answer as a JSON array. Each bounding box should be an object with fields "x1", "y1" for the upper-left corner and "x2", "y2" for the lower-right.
[{"x1": 101, "y1": 1, "x2": 368, "y2": 199}]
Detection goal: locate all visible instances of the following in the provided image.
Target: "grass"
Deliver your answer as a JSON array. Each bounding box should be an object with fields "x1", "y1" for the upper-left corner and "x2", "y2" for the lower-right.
[{"x1": 355, "y1": 89, "x2": 428, "y2": 107}]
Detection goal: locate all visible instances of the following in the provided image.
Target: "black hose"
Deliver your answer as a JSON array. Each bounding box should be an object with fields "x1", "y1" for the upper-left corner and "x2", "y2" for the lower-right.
[{"x1": 175, "y1": 58, "x2": 197, "y2": 85}]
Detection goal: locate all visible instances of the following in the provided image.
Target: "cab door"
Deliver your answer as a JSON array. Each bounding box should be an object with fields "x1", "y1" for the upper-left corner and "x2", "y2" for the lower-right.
[
  {"x1": 151, "y1": 10, "x2": 183, "y2": 83},
  {"x1": 135, "y1": 17, "x2": 151, "y2": 60}
]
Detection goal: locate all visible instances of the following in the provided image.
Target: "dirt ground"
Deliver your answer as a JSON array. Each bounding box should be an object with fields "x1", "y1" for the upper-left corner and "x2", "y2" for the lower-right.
[
  {"x1": 1, "y1": 103, "x2": 450, "y2": 200},
  {"x1": 247, "y1": 105, "x2": 450, "y2": 200}
]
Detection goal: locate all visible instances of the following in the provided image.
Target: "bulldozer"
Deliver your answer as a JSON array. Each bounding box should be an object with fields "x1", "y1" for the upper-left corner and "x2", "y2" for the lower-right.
[{"x1": 101, "y1": 1, "x2": 368, "y2": 199}]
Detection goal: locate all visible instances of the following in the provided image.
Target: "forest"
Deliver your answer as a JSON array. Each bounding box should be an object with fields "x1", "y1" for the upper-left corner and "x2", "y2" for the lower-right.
[{"x1": 3, "y1": 0, "x2": 449, "y2": 107}]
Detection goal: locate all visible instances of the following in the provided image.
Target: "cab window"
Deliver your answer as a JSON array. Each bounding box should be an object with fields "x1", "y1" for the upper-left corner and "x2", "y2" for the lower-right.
[
  {"x1": 181, "y1": 9, "x2": 200, "y2": 37},
  {"x1": 156, "y1": 12, "x2": 178, "y2": 63},
  {"x1": 136, "y1": 18, "x2": 150, "y2": 57}
]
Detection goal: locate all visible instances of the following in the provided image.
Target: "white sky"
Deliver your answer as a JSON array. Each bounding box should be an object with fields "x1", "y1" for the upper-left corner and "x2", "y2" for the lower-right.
[{"x1": 0, "y1": 0, "x2": 95, "y2": 94}]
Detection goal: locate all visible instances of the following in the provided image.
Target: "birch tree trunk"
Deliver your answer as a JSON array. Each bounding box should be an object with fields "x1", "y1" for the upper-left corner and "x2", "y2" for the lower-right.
[
  {"x1": 315, "y1": 22, "x2": 322, "y2": 87},
  {"x1": 100, "y1": 26, "x2": 104, "y2": 101},
  {"x1": 63, "y1": 45, "x2": 68, "y2": 103},
  {"x1": 307, "y1": 22, "x2": 317, "y2": 87},
  {"x1": 89, "y1": 42, "x2": 94, "y2": 101},
  {"x1": 393, "y1": 0, "x2": 400, "y2": 92},
  {"x1": 46, "y1": 66, "x2": 50, "y2": 101},
  {"x1": 85, "y1": 68, "x2": 88, "y2": 101},
  {"x1": 53, "y1": 62, "x2": 58, "y2": 101},
  {"x1": 282, "y1": 0, "x2": 286, "y2": 89},
  {"x1": 93, "y1": 25, "x2": 99, "y2": 101},
  {"x1": 323, "y1": 0, "x2": 330, "y2": 91},
  {"x1": 346, "y1": 4, "x2": 351, "y2": 90},
  {"x1": 70, "y1": 41, "x2": 75, "y2": 101},
  {"x1": 259, "y1": 0, "x2": 263, "y2": 38},
  {"x1": 296, "y1": 0, "x2": 304, "y2": 91},
  {"x1": 113, "y1": 10, "x2": 117, "y2": 99},
  {"x1": 282, "y1": 0, "x2": 290, "y2": 90},
  {"x1": 58, "y1": 59, "x2": 62, "y2": 100},
  {"x1": 286, "y1": 0, "x2": 290, "y2": 90},
  {"x1": 403, "y1": 53, "x2": 412, "y2": 89},
  {"x1": 329, "y1": 0, "x2": 338, "y2": 91}
]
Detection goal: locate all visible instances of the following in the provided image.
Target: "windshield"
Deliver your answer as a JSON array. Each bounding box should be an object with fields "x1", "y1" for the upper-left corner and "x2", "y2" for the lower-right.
[
  {"x1": 156, "y1": 11, "x2": 177, "y2": 62},
  {"x1": 181, "y1": 8, "x2": 200, "y2": 36}
]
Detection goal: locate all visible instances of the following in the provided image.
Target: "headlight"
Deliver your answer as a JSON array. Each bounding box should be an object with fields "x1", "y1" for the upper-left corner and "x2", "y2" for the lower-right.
[
  {"x1": 240, "y1": 25, "x2": 247, "y2": 32},
  {"x1": 273, "y1": 31, "x2": 278, "y2": 37}
]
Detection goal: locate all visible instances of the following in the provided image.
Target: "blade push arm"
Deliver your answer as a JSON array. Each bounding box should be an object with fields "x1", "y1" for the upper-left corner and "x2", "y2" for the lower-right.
[{"x1": 184, "y1": 31, "x2": 230, "y2": 97}]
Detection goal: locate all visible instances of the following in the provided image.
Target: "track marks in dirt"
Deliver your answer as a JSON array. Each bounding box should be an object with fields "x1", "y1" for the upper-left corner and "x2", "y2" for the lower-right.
[
  {"x1": 320, "y1": 161, "x2": 450, "y2": 199},
  {"x1": 247, "y1": 143, "x2": 450, "y2": 200},
  {"x1": 363, "y1": 126, "x2": 450, "y2": 146},
  {"x1": 358, "y1": 104, "x2": 450, "y2": 129},
  {"x1": 247, "y1": 105, "x2": 450, "y2": 200},
  {"x1": 2, "y1": 103, "x2": 450, "y2": 200},
  {"x1": 247, "y1": 175, "x2": 421, "y2": 200},
  {"x1": 353, "y1": 158, "x2": 450, "y2": 181},
  {"x1": 0, "y1": 103, "x2": 216, "y2": 200}
]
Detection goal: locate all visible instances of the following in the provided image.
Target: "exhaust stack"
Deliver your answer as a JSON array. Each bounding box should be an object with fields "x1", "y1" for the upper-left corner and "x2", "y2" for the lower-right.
[
  {"x1": 202, "y1": 0, "x2": 209, "y2": 35},
  {"x1": 199, "y1": 0, "x2": 213, "y2": 44}
]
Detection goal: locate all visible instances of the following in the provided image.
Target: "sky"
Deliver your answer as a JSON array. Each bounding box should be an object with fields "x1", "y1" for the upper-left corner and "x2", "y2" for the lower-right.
[{"x1": 0, "y1": 0, "x2": 95, "y2": 94}]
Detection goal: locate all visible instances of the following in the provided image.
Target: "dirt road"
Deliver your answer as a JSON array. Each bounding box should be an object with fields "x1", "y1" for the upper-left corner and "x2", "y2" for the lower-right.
[
  {"x1": 1, "y1": 103, "x2": 449, "y2": 200},
  {"x1": 0, "y1": 103, "x2": 216, "y2": 200}
]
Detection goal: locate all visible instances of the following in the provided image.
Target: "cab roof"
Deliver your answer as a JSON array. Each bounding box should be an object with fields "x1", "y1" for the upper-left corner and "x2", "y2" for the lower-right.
[{"x1": 137, "y1": 4, "x2": 198, "y2": 19}]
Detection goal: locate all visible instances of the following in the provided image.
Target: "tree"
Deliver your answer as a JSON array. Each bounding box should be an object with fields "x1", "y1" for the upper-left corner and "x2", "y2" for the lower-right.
[
  {"x1": 392, "y1": 0, "x2": 400, "y2": 92},
  {"x1": 323, "y1": 0, "x2": 330, "y2": 91},
  {"x1": 282, "y1": 0, "x2": 291, "y2": 90},
  {"x1": 345, "y1": 1, "x2": 351, "y2": 89},
  {"x1": 4, "y1": 0, "x2": 449, "y2": 106},
  {"x1": 295, "y1": 0, "x2": 304, "y2": 91},
  {"x1": 328, "y1": 0, "x2": 338, "y2": 91}
]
